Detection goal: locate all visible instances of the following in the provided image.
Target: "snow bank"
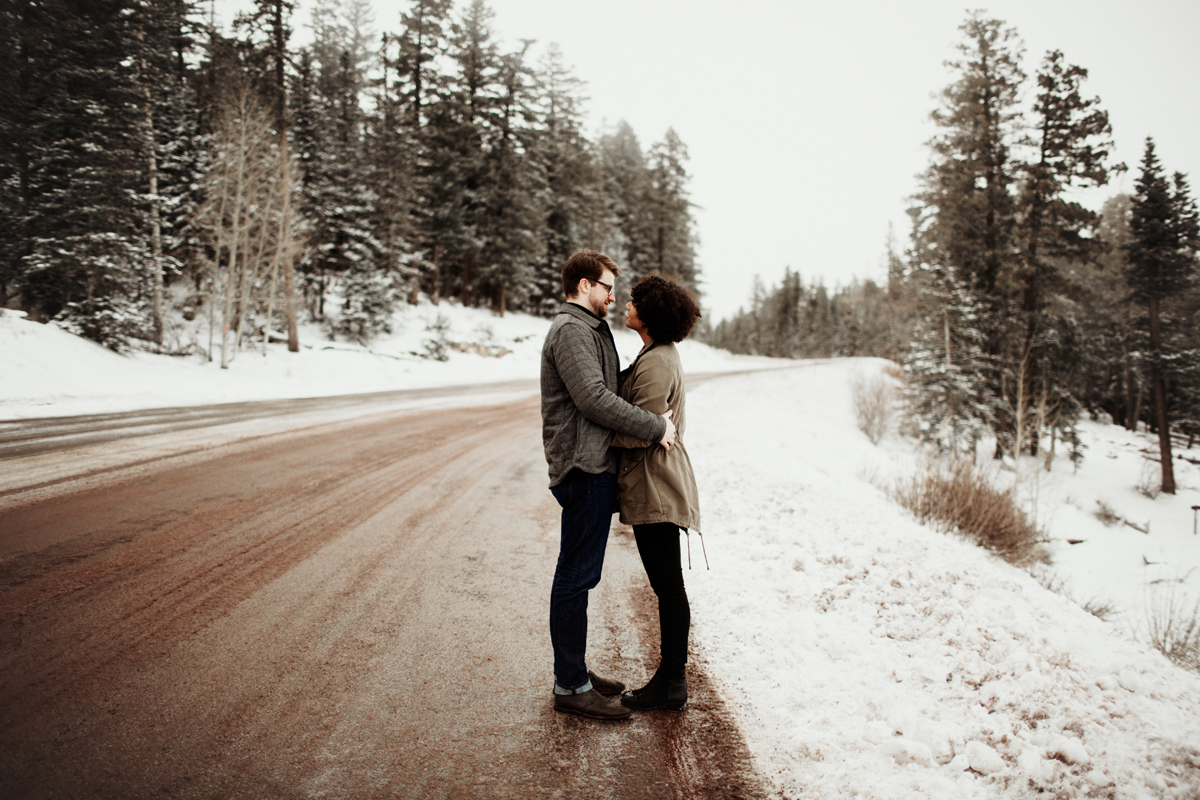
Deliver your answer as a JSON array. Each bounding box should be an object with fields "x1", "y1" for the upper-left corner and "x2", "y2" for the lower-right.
[
  {"x1": 0, "y1": 302, "x2": 770, "y2": 419},
  {"x1": 686, "y1": 362, "x2": 1200, "y2": 799},
  {"x1": 1028, "y1": 420, "x2": 1200, "y2": 636}
]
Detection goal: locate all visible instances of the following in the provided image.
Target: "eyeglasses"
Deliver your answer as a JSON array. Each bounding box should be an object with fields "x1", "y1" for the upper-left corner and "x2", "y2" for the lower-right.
[{"x1": 592, "y1": 279, "x2": 614, "y2": 296}]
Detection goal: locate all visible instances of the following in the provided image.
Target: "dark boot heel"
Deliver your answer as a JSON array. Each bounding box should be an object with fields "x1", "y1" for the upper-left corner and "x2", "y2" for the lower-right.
[
  {"x1": 620, "y1": 674, "x2": 688, "y2": 711},
  {"x1": 661, "y1": 676, "x2": 687, "y2": 710}
]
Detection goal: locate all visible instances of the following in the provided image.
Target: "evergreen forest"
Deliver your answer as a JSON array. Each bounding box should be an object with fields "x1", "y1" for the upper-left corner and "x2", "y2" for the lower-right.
[
  {"x1": 0, "y1": 0, "x2": 700, "y2": 365},
  {"x1": 708, "y1": 12, "x2": 1199, "y2": 495},
  {"x1": 3, "y1": 5, "x2": 1197, "y2": 495}
]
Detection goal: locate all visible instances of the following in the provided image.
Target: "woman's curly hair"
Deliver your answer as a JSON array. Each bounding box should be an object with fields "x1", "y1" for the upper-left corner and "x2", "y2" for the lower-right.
[{"x1": 630, "y1": 274, "x2": 702, "y2": 343}]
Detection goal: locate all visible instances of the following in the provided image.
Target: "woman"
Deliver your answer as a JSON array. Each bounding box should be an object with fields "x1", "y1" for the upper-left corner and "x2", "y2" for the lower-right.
[{"x1": 612, "y1": 274, "x2": 703, "y2": 711}]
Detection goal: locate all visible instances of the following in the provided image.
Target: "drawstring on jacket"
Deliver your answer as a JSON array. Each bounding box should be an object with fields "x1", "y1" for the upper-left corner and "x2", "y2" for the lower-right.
[{"x1": 684, "y1": 529, "x2": 710, "y2": 570}]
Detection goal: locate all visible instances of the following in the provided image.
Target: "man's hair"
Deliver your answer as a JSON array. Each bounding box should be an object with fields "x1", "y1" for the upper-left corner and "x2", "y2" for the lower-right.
[
  {"x1": 630, "y1": 274, "x2": 702, "y2": 343},
  {"x1": 562, "y1": 250, "x2": 620, "y2": 298}
]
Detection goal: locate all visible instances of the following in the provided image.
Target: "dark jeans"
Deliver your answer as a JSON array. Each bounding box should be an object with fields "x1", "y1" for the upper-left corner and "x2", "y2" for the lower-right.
[
  {"x1": 549, "y1": 469, "x2": 618, "y2": 690},
  {"x1": 633, "y1": 522, "x2": 690, "y2": 678}
]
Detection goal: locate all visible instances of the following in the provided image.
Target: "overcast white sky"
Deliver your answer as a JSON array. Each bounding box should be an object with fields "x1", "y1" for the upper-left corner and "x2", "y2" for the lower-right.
[{"x1": 217, "y1": 0, "x2": 1200, "y2": 322}]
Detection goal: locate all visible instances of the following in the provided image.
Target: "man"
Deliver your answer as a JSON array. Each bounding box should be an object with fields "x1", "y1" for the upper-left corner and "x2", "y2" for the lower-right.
[{"x1": 540, "y1": 250, "x2": 676, "y2": 720}]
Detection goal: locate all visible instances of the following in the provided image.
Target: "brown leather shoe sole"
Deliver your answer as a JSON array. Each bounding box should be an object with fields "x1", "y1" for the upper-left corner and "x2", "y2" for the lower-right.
[
  {"x1": 553, "y1": 692, "x2": 633, "y2": 720},
  {"x1": 553, "y1": 704, "x2": 633, "y2": 720}
]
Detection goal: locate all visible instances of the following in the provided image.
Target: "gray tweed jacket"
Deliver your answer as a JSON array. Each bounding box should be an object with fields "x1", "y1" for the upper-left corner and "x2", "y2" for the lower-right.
[{"x1": 541, "y1": 302, "x2": 667, "y2": 488}]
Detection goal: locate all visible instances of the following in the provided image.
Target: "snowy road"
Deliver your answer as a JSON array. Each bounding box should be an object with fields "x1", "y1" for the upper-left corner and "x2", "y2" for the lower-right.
[
  {"x1": 0, "y1": 379, "x2": 541, "y2": 460},
  {"x1": 0, "y1": 396, "x2": 764, "y2": 799}
]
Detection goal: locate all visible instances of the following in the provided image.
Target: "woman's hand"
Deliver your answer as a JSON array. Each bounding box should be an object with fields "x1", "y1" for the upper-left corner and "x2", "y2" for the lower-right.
[{"x1": 659, "y1": 409, "x2": 676, "y2": 451}]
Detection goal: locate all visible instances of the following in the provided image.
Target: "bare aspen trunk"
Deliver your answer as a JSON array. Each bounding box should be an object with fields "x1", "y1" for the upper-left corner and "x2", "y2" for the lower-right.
[
  {"x1": 220, "y1": 114, "x2": 250, "y2": 370},
  {"x1": 263, "y1": 254, "x2": 280, "y2": 356},
  {"x1": 280, "y1": 152, "x2": 299, "y2": 352},
  {"x1": 268, "y1": 1, "x2": 300, "y2": 354},
  {"x1": 1012, "y1": 346, "x2": 1029, "y2": 463},
  {"x1": 205, "y1": 131, "x2": 234, "y2": 364},
  {"x1": 146, "y1": 96, "x2": 164, "y2": 347},
  {"x1": 199, "y1": 86, "x2": 281, "y2": 365},
  {"x1": 220, "y1": 251, "x2": 237, "y2": 368},
  {"x1": 1037, "y1": 384, "x2": 1053, "y2": 471},
  {"x1": 282, "y1": 235, "x2": 299, "y2": 350},
  {"x1": 234, "y1": 241, "x2": 256, "y2": 352},
  {"x1": 236, "y1": 183, "x2": 277, "y2": 352},
  {"x1": 265, "y1": 145, "x2": 295, "y2": 355},
  {"x1": 206, "y1": 271, "x2": 216, "y2": 362}
]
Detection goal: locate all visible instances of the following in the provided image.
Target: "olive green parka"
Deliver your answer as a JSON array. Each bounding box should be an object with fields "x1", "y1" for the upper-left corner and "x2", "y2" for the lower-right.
[{"x1": 612, "y1": 341, "x2": 701, "y2": 531}]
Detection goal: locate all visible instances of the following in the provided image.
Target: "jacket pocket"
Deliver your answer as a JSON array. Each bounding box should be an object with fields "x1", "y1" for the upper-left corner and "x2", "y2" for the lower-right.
[{"x1": 619, "y1": 448, "x2": 650, "y2": 512}]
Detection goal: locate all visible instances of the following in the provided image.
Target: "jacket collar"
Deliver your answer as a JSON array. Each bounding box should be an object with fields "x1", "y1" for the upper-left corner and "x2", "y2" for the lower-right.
[{"x1": 558, "y1": 301, "x2": 603, "y2": 328}]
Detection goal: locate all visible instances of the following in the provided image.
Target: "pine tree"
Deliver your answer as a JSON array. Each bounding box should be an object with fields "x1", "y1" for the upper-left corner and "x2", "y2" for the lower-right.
[
  {"x1": 0, "y1": 1, "x2": 38, "y2": 310},
  {"x1": 476, "y1": 44, "x2": 544, "y2": 314},
  {"x1": 1080, "y1": 194, "x2": 1141, "y2": 428},
  {"x1": 919, "y1": 12, "x2": 1024, "y2": 299},
  {"x1": 131, "y1": 0, "x2": 206, "y2": 346},
  {"x1": 528, "y1": 43, "x2": 596, "y2": 313},
  {"x1": 1014, "y1": 49, "x2": 1118, "y2": 453},
  {"x1": 1169, "y1": 173, "x2": 1200, "y2": 446},
  {"x1": 646, "y1": 128, "x2": 699, "y2": 297},
  {"x1": 416, "y1": 0, "x2": 502, "y2": 304},
  {"x1": 310, "y1": 0, "x2": 375, "y2": 88},
  {"x1": 903, "y1": 263, "x2": 995, "y2": 456},
  {"x1": 294, "y1": 5, "x2": 389, "y2": 341},
  {"x1": 394, "y1": 0, "x2": 452, "y2": 128},
  {"x1": 365, "y1": 31, "x2": 418, "y2": 296},
  {"x1": 17, "y1": 0, "x2": 154, "y2": 350},
  {"x1": 1125, "y1": 138, "x2": 1199, "y2": 494},
  {"x1": 596, "y1": 120, "x2": 655, "y2": 309},
  {"x1": 911, "y1": 12, "x2": 1025, "y2": 451}
]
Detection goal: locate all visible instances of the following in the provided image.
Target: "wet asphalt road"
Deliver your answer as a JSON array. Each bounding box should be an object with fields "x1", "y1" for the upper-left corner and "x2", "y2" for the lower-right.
[{"x1": 0, "y1": 392, "x2": 766, "y2": 799}]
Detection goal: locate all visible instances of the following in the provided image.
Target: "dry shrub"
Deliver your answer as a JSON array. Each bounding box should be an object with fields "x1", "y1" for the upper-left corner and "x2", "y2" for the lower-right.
[
  {"x1": 1093, "y1": 500, "x2": 1121, "y2": 526},
  {"x1": 1135, "y1": 458, "x2": 1161, "y2": 499},
  {"x1": 893, "y1": 459, "x2": 1048, "y2": 567},
  {"x1": 850, "y1": 372, "x2": 895, "y2": 445},
  {"x1": 1146, "y1": 587, "x2": 1200, "y2": 673},
  {"x1": 882, "y1": 361, "x2": 904, "y2": 382},
  {"x1": 1082, "y1": 599, "x2": 1116, "y2": 621}
]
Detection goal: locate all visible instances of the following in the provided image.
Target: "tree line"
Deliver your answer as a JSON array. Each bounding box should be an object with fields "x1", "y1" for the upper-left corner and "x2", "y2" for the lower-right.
[
  {"x1": 0, "y1": 0, "x2": 699, "y2": 361},
  {"x1": 708, "y1": 12, "x2": 1199, "y2": 494}
]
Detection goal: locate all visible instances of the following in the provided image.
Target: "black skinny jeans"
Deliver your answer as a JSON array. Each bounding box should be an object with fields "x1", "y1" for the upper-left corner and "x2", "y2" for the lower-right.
[{"x1": 632, "y1": 522, "x2": 691, "y2": 678}]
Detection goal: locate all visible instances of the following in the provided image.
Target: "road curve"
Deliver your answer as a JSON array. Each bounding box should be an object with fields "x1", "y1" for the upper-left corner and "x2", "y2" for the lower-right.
[{"x1": 0, "y1": 396, "x2": 765, "y2": 799}]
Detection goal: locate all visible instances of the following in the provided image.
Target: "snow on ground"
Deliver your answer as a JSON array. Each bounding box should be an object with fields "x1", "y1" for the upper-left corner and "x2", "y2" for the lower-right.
[
  {"x1": 0, "y1": 302, "x2": 771, "y2": 419},
  {"x1": 1023, "y1": 420, "x2": 1200, "y2": 637},
  {"x1": 5, "y1": 307, "x2": 1200, "y2": 797},
  {"x1": 686, "y1": 360, "x2": 1200, "y2": 799}
]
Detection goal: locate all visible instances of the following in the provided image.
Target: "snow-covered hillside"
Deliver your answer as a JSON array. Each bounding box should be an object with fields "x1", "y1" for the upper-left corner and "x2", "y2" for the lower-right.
[
  {"x1": 0, "y1": 302, "x2": 771, "y2": 419},
  {"x1": 686, "y1": 363, "x2": 1200, "y2": 799},
  {"x1": 3, "y1": 306, "x2": 1199, "y2": 797}
]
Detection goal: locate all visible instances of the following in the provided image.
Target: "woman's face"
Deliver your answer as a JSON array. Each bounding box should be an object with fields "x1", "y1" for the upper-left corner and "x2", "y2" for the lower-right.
[{"x1": 625, "y1": 300, "x2": 644, "y2": 332}]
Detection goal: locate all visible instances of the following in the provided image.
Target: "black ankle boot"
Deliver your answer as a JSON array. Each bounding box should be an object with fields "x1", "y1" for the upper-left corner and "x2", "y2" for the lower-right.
[{"x1": 620, "y1": 671, "x2": 687, "y2": 711}]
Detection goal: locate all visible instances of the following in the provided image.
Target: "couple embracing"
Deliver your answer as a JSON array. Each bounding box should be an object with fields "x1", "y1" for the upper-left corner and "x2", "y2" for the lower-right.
[{"x1": 540, "y1": 250, "x2": 703, "y2": 720}]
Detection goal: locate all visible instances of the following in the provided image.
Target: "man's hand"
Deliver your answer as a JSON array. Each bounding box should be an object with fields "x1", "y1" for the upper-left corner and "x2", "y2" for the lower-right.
[{"x1": 659, "y1": 408, "x2": 676, "y2": 451}]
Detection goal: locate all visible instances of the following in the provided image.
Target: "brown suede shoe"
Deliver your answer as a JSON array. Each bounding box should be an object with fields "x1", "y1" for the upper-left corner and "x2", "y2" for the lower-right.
[
  {"x1": 553, "y1": 689, "x2": 633, "y2": 720},
  {"x1": 587, "y1": 670, "x2": 626, "y2": 697}
]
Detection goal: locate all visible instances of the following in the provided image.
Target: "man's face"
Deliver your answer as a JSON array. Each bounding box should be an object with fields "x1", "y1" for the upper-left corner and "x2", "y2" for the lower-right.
[{"x1": 586, "y1": 269, "x2": 616, "y2": 317}]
